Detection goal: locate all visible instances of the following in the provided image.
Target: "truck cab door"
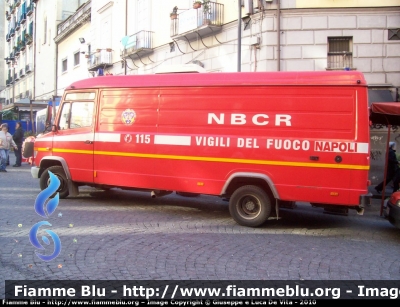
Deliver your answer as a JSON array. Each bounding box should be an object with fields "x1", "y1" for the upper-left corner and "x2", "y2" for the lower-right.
[{"x1": 54, "y1": 96, "x2": 95, "y2": 184}]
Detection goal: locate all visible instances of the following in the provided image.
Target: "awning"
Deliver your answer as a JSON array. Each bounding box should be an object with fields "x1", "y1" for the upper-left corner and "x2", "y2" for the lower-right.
[{"x1": 369, "y1": 102, "x2": 400, "y2": 126}]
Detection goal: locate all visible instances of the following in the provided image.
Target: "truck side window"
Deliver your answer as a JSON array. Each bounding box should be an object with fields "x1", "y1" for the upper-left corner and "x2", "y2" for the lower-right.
[
  {"x1": 59, "y1": 102, "x2": 71, "y2": 130},
  {"x1": 70, "y1": 102, "x2": 94, "y2": 128}
]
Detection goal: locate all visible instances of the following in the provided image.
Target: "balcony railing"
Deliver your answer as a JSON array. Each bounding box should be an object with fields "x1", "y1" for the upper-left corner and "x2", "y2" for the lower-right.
[
  {"x1": 26, "y1": 3, "x2": 33, "y2": 16},
  {"x1": 15, "y1": 0, "x2": 21, "y2": 8},
  {"x1": 121, "y1": 30, "x2": 154, "y2": 58},
  {"x1": 170, "y1": 1, "x2": 223, "y2": 38},
  {"x1": 6, "y1": 33, "x2": 11, "y2": 42},
  {"x1": 20, "y1": 40, "x2": 26, "y2": 51},
  {"x1": 15, "y1": 20, "x2": 21, "y2": 31},
  {"x1": 20, "y1": 67, "x2": 25, "y2": 77},
  {"x1": 10, "y1": 28, "x2": 15, "y2": 37},
  {"x1": 55, "y1": 0, "x2": 91, "y2": 43},
  {"x1": 25, "y1": 33, "x2": 33, "y2": 45},
  {"x1": 20, "y1": 13, "x2": 26, "y2": 24},
  {"x1": 6, "y1": 11, "x2": 11, "y2": 20},
  {"x1": 26, "y1": 63, "x2": 33, "y2": 73},
  {"x1": 87, "y1": 50, "x2": 113, "y2": 72}
]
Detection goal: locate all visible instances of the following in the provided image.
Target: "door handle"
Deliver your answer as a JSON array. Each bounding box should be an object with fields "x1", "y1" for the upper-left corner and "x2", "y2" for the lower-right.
[{"x1": 84, "y1": 140, "x2": 93, "y2": 144}]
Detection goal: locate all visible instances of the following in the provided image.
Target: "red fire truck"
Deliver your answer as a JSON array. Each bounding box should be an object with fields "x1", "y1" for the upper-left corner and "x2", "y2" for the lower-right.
[{"x1": 31, "y1": 71, "x2": 371, "y2": 227}]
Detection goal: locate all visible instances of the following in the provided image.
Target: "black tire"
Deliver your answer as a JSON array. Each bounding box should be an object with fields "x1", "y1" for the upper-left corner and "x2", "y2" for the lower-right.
[
  {"x1": 229, "y1": 185, "x2": 271, "y2": 227},
  {"x1": 39, "y1": 166, "x2": 69, "y2": 199}
]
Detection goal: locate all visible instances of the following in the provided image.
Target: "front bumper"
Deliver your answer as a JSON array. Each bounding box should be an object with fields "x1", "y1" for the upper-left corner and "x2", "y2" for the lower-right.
[
  {"x1": 387, "y1": 201, "x2": 400, "y2": 229},
  {"x1": 31, "y1": 166, "x2": 40, "y2": 179}
]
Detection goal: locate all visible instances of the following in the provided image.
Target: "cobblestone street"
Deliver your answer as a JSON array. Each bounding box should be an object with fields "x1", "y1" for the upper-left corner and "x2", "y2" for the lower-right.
[{"x1": 1, "y1": 156, "x2": 400, "y2": 297}]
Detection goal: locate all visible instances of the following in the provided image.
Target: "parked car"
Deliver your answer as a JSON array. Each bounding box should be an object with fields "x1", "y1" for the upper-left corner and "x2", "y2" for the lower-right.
[{"x1": 386, "y1": 192, "x2": 400, "y2": 229}]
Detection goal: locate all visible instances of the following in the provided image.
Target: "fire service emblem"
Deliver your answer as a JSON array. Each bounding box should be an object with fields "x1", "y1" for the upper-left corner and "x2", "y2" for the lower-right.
[{"x1": 121, "y1": 109, "x2": 136, "y2": 125}]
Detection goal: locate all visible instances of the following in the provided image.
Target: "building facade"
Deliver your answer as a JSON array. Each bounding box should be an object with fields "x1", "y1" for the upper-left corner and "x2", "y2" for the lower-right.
[
  {"x1": 0, "y1": 1, "x2": 5, "y2": 98},
  {"x1": 2, "y1": 0, "x2": 38, "y2": 120},
  {"x1": 1, "y1": 0, "x2": 87, "y2": 122}
]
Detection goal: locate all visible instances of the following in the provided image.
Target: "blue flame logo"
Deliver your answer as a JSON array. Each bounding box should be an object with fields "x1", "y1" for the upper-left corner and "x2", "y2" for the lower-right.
[{"x1": 29, "y1": 171, "x2": 62, "y2": 261}]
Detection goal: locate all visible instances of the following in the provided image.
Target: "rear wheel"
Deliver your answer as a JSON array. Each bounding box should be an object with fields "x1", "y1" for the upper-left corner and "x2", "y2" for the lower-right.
[
  {"x1": 39, "y1": 166, "x2": 69, "y2": 199},
  {"x1": 229, "y1": 185, "x2": 271, "y2": 227}
]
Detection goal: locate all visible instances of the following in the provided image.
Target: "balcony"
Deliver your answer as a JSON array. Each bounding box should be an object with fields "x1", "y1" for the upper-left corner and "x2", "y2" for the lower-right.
[
  {"x1": 15, "y1": 72, "x2": 20, "y2": 81},
  {"x1": 14, "y1": 46, "x2": 21, "y2": 56},
  {"x1": 26, "y1": 3, "x2": 33, "y2": 16},
  {"x1": 15, "y1": 0, "x2": 21, "y2": 8},
  {"x1": 120, "y1": 30, "x2": 154, "y2": 59},
  {"x1": 20, "y1": 68, "x2": 25, "y2": 77},
  {"x1": 6, "y1": 11, "x2": 11, "y2": 21},
  {"x1": 20, "y1": 40, "x2": 26, "y2": 51},
  {"x1": 55, "y1": 0, "x2": 91, "y2": 43},
  {"x1": 25, "y1": 33, "x2": 33, "y2": 45},
  {"x1": 170, "y1": 1, "x2": 223, "y2": 41},
  {"x1": 10, "y1": 28, "x2": 15, "y2": 38},
  {"x1": 15, "y1": 21, "x2": 21, "y2": 31},
  {"x1": 6, "y1": 33, "x2": 11, "y2": 42},
  {"x1": 20, "y1": 13, "x2": 26, "y2": 24},
  {"x1": 10, "y1": 5, "x2": 15, "y2": 14},
  {"x1": 87, "y1": 50, "x2": 113, "y2": 72},
  {"x1": 26, "y1": 63, "x2": 33, "y2": 73}
]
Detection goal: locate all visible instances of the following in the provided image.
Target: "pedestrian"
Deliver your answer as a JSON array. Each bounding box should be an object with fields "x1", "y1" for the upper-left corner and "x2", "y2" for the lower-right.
[
  {"x1": 12, "y1": 122, "x2": 25, "y2": 167},
  {"x1": 3, "y1": 124, "x2": 10, "y2": 166},
  {"x1": 0, "y1": 123, "x2": 18, "y2": 173},
  {"x1": 375, "y1": 141, "x2": 400, "y2": 194}
]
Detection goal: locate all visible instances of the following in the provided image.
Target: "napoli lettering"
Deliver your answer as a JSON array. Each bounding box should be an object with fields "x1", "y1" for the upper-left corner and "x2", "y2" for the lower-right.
[
  {"x1": 208, "y1": 113, "x2": 292, "y2": 126},
  {"x1": 315, "y1": 141, "x2": 357, "y2": 153}
]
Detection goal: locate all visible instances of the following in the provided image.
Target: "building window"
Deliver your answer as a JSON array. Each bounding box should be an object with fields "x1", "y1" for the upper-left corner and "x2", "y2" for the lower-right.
[
  {"x1": 327, "y1": 37, "x2": 353, "y2": 70},
  {"x1": 43, "y1": 17, "x2": 47, "y2": 45},
  {"x1": 74, "y1": 51, "x2": 80, "y2": 66},
  {"x1": 62, "y1": 58, "x2": 68, "y2": 73},
  {"x1": 388, "y1": 29, "x2": 400, "y2": 40}
]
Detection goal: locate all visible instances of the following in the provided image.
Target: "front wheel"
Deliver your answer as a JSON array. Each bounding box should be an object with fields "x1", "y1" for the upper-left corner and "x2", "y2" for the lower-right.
[
  {"x1": 39, "y1": 166, "x2": 69, "y2": 199},
  {"x1": 229, "y1": 185, "x2": 272, "y2": 227}
]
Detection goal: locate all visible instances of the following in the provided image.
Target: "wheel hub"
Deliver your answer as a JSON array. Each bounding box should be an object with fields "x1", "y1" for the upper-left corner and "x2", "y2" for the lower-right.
[{"x1": 245, "y1": 200, "x2": 256, "y2": 211}]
